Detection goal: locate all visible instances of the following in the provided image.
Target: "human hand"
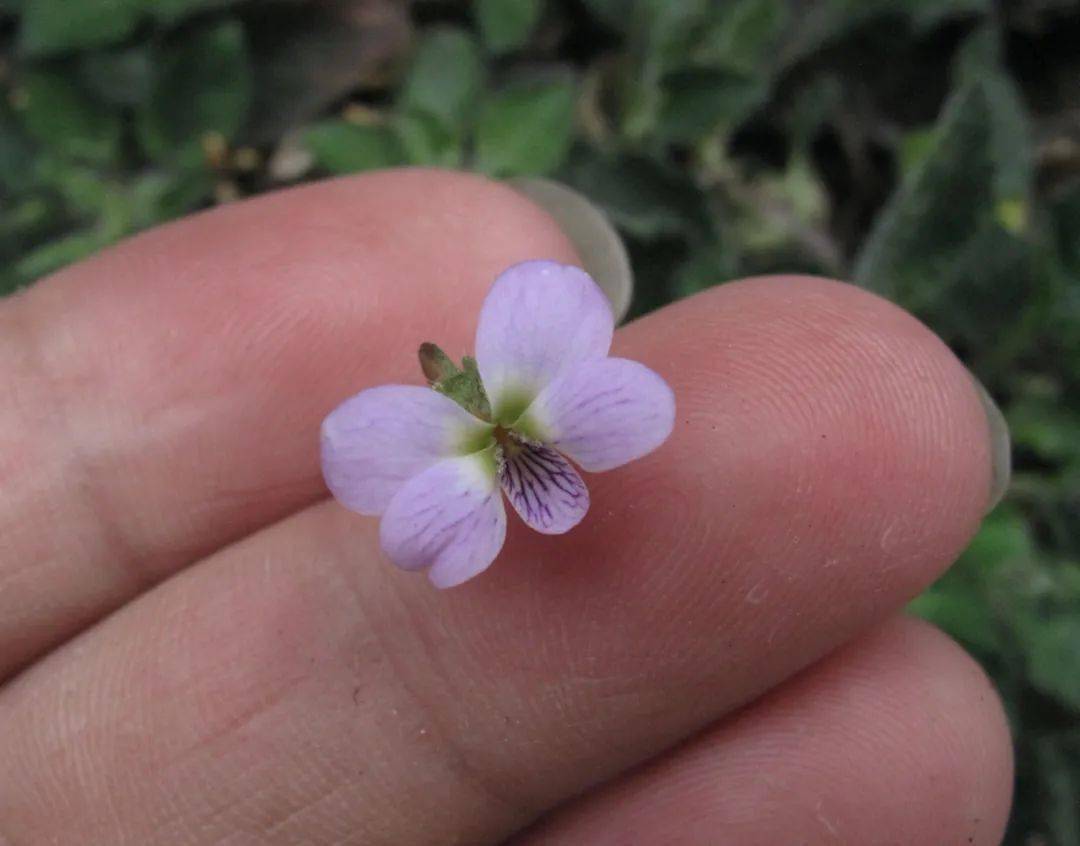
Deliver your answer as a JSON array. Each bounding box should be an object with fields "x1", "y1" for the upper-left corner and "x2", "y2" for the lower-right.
[{"x1": 0, "y1": 170, "x2": 1012, "y2": 844}]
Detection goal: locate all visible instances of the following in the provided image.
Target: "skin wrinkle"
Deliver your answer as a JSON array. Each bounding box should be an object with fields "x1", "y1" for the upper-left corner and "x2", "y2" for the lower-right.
[
  {"x1": 516, "y1": 619, "x2": 1011, "y2": 846},
  {"x1": 245, "y1": 778, "x2": 355, "y2": 844},
  {"x1": 335, "y1": 551, "x2": 534, "y2": 839},
  {"x1": 351, "y1": 515, "x2": 624, "y2": 834},
  {"x1": 137, "y1": 569, "x2": 365, "y2": 845},
  {"x1": 159, "y1": 583, "x2": 343, "y2": 842},
  {"x1": 8, "y1": 298, "x2": 147, "y2": 594}
]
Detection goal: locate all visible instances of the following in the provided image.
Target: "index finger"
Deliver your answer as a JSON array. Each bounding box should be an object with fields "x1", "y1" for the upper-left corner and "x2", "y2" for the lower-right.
[
  {"x1": 0, "y1": 170, "x2": 580, "y2": 678},
  {"x1": 0, "y1": 274, "x2": 996, "y2": 845}
]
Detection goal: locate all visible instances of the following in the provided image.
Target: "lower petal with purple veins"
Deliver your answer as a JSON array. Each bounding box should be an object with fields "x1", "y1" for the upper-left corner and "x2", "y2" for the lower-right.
[
  {"x1": 379, "y1": 449, "x2": 506, "y2": 589},
  {"x1": 499, "y1": 441, "x2": 589, "y2": 535}
]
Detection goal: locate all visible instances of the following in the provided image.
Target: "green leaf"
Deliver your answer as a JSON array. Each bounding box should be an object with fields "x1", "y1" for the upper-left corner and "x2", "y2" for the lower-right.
[
  {"x1": 0, "y1": 106, "x2": 39, "y2": 193},
  {"x1": 1052, "y1": 182, "x2": 1080, "y2": 279},
  {"x1": 853, "y1": 75, "x2": 1036, "y2": 339},
  {"x1": 79, "y1": 47, "x2": 154, "y2": 107},
  {"x1": 561, "y1": 150, "x2": 710, "y2": 240},
  {"x1": 695, "y1": 0, "x2": 788, "y2": 75},
  {"x1": 912, "y1": 508, "x2": 1035, "y2": 659},
  {"x1": 904, "y1": 0, "x2": 988, "y2": 28},
  {"x1": 580, "y1": 0, "x2": 627, "y2": 30},
  {"x1": 1033, "y1": 736, "x2": 1080, "y2": 846},
  {"x1": 303, "y1": 121, "x2": 404, "y2": 174},
  {"x1": 953, "y1": 29, "x2": 1034, "y2": 204},
  {"x1": 784, "y1": 74, "x2": 843, "y2": 146},
  {"x1": 19, "y1": 0, "x2": 141, "y2": 56},
  {"x1": 855, "y1": 80, "x2": 994, "y2": 300},
  {"x1": 392, "y1": 112, "x2": 463, "y2": 168},
  {"x1": 15, "y1": 71, "x2": 120, "y2": 164},
  {"x1": 629, "y1": 0, "x2": 710, "y2": 71},
  {"x1": 474, "y1": 73, "x2": 576, "y2": 178},
  {"x1": 909, "y1": 589, "x2": 1001, "y2": 655},
  {"x1": 1021, "y1": 615, "x2": 1080, "y2": 710},
  {"x1": 150, "y1": 0, "x2": 241, "y2": 23},
  {"x1": 476, "y1": 0, "x2": 542, "y2": 53},
  {"x1": 658, "y1": 69, "x2": 766, "y2": 143},
  {"x1": 897, "y1": 127, "x2": 939, "y2": 178},
  {"x1": 242, "y1": 0, "x2": 411, "y2": 145},
  {"x1": 1010, "y1": 399, "x2": 1080, "y2": 466},
  {"x1": 778, "y1": 0, "x2": 987, "y2": 68},
  {"x1": 617, "y1": 0, "x2": 709, "y2": 139},
  {"x1": 137, "y1": 21, "x2": 253, "y2": 161},
  {"x1": 962, "y1": 509, "x2": 1037, "y2": 570},
  {"x1": 0, "y1": 197, "x2": 51, "y2": 243},
  {"x1": 136, "y1": 165, "x2": 214, "y2": 221},
  {"x1": 33, "y1": 155, "x2": 113, "y2": 216},
  {"x1": 18, "y1": 0, "x2": 237, "y2": 61},
  {"x1": 672, "y1": 240, "x2": 738, "y2": 299},
  {"x1": 399, "y1": 27, "x2": 484, "y2": 132},
  {"x1": 14, "y1": 228, "x2": 115, "y2": 283}
]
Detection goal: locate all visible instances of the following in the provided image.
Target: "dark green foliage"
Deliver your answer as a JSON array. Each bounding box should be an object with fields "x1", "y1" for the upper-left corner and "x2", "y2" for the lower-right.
[
  {"x1": 136, "y1": 21, "x2": 252, "y2": 162},
  {"x1": 475, "y1": 0, "x2": 542, "y2": 53},
  {"x1": 1, "y1": 1, "x2": 1077, "y2": 840},
  {"x1": 475, "y1": 72, "x2": 576, "y2": 177},
  {"x1": 304, "y1": 121, "x2": 404, "y2": 174}
]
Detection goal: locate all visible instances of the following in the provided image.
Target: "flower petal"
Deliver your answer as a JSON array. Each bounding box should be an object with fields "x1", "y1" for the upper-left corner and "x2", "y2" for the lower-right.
[
  {"x1": 499, "y1": 441, "x2": 589, "y2": 534},
  {"x1": 475, "y1": 260, "x2": 614, "y2": 424},
  {"x1": 321, "y1": 385, "x2": 492, "y2": 515},
  {"x1": 380, "y1": 451, "x2": 506, "y2": 589},
  {"x1": 525, "y1": 357, "x2": 675, "y2": 472}
]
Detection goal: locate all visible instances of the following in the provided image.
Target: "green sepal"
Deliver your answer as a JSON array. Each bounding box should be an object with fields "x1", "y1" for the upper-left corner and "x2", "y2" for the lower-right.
[
  {"x1": 418, "y1": 342, "x2": 459, "y2": 383},
  {"x1": 419, "y1": 344, "x2": 492, "y2": 421}
]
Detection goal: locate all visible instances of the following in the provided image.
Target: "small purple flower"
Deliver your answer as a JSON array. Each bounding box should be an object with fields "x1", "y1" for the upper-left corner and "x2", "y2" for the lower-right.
[{"x1": 320, "y1": 260, "x2": 675, "y2": 588}]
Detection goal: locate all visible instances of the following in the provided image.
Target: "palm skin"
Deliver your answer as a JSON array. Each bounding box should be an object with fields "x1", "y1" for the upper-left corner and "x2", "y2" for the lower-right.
[{"x1": 0, "y1": 170, "x2": 1012, "y2": 845}]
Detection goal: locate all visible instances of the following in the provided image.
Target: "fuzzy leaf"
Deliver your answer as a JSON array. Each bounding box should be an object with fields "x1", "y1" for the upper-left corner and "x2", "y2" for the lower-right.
[
  {"x1": 136, "y1": 21, "x2": 253, "y2": 161},
  {"x1": 16, "y1": 71, "x2": 120, "y2": 164},
  {"x1": 19, "y1": 0, "x2": 141, "y2": 55},
  {"x1": 399, "y1": 27, "x2": 484, "y2": 132},
  {"x1": 304, "y1": 121, "x2": 404, "y2": 174},
  {"x1": 476, "y1": 0, "x2": 543, "y2": 53},
  {"x1": 475, "y1": 73, "x2": 576, "y2": 177}
]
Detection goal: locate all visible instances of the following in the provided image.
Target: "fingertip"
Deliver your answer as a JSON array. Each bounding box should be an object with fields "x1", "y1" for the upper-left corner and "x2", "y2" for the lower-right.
[
  {"x1": 613, "y1": 273, "x2": 992, "y2": 597},
  {"x1": 888, "y1": 617, "x2": 1015, "y2": 842},
  {"x1": 518, "y1": 616, "x2": 1014, "y2": 846}
]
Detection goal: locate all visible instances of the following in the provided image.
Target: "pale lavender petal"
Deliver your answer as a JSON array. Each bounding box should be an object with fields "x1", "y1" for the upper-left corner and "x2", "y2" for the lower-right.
[
  {"x1": 475, "y1": 260, "x2": 614, "y2": 423},
  {"x1": 321, "y1": 385, "x2": 492, "y2": 515},
  {"x1": 526, "y1": 357, "x2": 675, "y2": 472},
  {"x1": 380, "y1": 451, "x2": 506, "y2": 589},
  {"x1": 499, "y1": 441, "x2": 589, "y2": 534}
]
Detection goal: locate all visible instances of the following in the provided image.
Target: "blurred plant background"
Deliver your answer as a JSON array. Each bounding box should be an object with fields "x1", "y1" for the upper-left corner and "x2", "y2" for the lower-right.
[{"x1": 0, "y1": 0, "x2": 1077, "y2": 840}]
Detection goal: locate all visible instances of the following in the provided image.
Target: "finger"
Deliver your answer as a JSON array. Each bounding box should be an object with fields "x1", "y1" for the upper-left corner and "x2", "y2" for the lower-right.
[
  {"x1": 0, "y1": 277, "x2": 994, "y2": 845},
  {"x1": 0, "y1": 170, "x2": 579, "y2": 677},
  {"x1": 515, "y1": 617, "x2": 1013, "y2": 846}
]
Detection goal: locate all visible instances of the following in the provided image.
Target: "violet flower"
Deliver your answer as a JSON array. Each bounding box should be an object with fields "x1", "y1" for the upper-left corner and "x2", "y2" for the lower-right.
[{"x1": 321, "y1": 260, "x2": 675, "y2": 588}]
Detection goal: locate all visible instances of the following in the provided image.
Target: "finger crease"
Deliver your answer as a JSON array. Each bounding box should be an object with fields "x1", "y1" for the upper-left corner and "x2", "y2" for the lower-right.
[{"x1": 16, "y1": 302, "x2": 150, "y2": 594}]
